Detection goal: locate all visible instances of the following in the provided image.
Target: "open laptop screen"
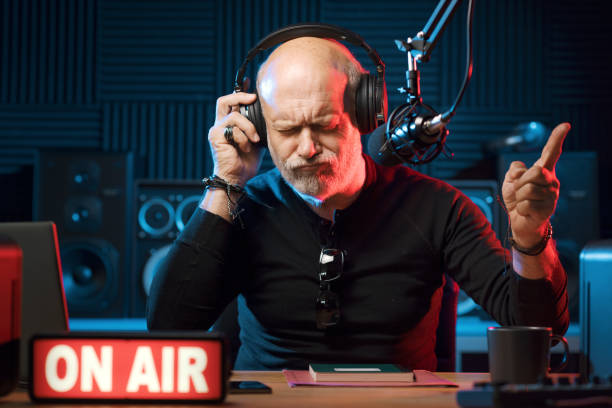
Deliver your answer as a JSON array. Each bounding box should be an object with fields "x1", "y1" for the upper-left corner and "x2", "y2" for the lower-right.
[{"x1": 0, "y1": 222, "x2": 69, "y2": 382}]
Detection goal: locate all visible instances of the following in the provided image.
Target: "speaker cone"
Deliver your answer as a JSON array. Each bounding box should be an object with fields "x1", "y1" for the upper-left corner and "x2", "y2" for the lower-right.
[
  {"x1": 138, "y1": 198, "x2": 174, "y2": 237},
  {"x1": 64, "y1": 196, "x2": 103, "y2": 233},
  {"x1": 68, "y1": 160, "x2": 101, "y2": 193},
  {"x1": 61, "y1": 240, "x2": 119, "y2": 312}
]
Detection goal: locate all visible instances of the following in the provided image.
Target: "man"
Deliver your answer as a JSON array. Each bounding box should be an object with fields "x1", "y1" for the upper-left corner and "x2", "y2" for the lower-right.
[{"x1": 147, "y1": 37, "x2": 569, "y2": 371}]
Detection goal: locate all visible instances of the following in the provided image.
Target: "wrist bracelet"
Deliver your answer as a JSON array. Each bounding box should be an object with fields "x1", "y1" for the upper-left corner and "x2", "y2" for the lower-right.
[
  {"x1": 201, "y1": 175, "x2": 245, "y2": 194},
  {"x1": 202, "y1": 175, "x2": 246, "y2": 227},
  {"x1": 508, "y1": 222, "x2": 553, "y2": 256}
]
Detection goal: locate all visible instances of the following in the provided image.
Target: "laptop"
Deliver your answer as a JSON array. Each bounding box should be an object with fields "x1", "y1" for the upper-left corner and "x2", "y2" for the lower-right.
[{"x1": 0, "y1": 222, "x2": 69, "y2": 383}]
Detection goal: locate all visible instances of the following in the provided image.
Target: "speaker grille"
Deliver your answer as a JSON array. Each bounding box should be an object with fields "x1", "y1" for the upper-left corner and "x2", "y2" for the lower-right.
[
  {"x1": 35, "y1": 151, "x2": 133, "y2": 317},
  {"x1": 132, "y1": 179, "x2": 203, "y2": 317}
]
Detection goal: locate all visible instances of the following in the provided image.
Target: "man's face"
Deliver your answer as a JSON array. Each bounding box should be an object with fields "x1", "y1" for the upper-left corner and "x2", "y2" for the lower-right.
[{"x1": 259, "y1": 60, "x2": 362, "y2": 201}]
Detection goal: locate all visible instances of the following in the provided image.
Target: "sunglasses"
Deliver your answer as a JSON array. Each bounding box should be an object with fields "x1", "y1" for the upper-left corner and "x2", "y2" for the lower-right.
[{"x1": 316, "y1": 248, "x2": 344, "y2": 330}]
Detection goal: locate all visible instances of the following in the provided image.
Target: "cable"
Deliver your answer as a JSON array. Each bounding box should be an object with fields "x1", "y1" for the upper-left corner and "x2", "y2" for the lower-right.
[{"x1": 444, "y1": 0, "x2": 474, "y2": 120}]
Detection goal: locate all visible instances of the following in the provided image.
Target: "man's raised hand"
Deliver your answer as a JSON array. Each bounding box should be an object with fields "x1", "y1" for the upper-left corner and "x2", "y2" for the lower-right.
[
  {"x1": 208, "y1": 91, "x2": 263, "y2": 187},
  {"x1": 501, "y1": 122, "x2": 571, "y2": 249}
]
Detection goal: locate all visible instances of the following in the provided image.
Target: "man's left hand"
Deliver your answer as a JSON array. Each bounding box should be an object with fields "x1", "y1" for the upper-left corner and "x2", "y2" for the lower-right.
[{"x1": 501, "y1": 122, "x2": 571, "y2": 249}]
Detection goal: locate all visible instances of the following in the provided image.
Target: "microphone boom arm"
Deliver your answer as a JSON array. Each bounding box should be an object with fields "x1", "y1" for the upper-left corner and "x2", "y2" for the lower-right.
[
  {"x1": 419, "y1": 0, "x2": 463, "y2": 63},
  {"x1": 395, "y1": 0, "x2": 464, "y2": 105}
]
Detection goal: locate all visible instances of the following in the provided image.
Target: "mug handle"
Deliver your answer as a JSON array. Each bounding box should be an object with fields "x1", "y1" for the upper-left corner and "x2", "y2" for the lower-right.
[{"x1": 549, "y1": 334, "x2": 569, "y2": 372}]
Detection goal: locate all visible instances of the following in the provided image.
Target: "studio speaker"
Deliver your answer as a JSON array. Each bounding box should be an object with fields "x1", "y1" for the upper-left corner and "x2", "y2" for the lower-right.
[
  {"x1": 580, "y1": 240, "x2": 612, "y2": 379},
  {"x1": 447, "y1": 180, "x2": 501, "y2": 320},
  {"x1": 499, "y1": 152, "x2": 599, "y2": 321},
  {"x1": 35, "y1": 151, "x2": 133, "y2": 317},
  {"x1": 132, "y1": 180, "x2": 203, "y2": 317}
]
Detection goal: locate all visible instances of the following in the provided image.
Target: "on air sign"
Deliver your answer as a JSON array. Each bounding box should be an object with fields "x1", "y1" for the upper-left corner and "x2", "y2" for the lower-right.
[{"x1": 30, "y1": 333, "x2": 226, "y2": 403}]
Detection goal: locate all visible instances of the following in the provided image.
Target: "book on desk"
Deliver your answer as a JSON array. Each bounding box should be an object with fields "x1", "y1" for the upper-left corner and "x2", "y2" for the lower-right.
[{"x1": 308, "y1": 363, "x2": 414, "y2": 382}]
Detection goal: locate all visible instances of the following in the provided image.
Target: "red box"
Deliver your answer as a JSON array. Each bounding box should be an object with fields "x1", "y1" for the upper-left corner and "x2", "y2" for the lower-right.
[{"x1": 29, "y1": 332, "x2": 227, "y2": 403}]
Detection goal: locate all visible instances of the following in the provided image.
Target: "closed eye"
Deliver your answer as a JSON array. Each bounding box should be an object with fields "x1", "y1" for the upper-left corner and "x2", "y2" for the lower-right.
[{"x1": 276, "y1": 127, "x2": 299, "y2": 135}]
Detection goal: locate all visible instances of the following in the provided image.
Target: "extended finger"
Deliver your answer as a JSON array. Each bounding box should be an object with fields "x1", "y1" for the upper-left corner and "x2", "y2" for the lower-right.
[
  {"x1": 534, "y1": 122, "x2": 570, "y2": 172},
  {"x1": 215, "y1": 92, "x2": 257, "y2": 121}
]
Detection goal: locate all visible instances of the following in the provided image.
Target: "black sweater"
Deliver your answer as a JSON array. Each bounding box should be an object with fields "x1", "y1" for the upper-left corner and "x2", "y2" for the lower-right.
[{"x1": 147, "y1": 155, "x2": 569, "y2": 370}]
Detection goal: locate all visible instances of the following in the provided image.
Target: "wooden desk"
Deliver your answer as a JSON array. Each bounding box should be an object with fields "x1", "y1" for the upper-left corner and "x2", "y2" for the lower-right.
[{"x1": 2, "y1": 371, "x2": 490, "y2": 407}]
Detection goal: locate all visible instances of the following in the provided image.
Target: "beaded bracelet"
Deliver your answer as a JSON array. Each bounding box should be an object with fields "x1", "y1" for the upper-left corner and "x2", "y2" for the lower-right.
[
  {"x1": 508, "y1": 222, "x2": 553, "y2": 256},
  {"x1": 201, "y1": 175, "x2": 246, "y2": 228}
]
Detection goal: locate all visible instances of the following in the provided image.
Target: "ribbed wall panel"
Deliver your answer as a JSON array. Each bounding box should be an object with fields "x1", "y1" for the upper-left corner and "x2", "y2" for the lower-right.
[
  {"x1": 552, "y1": 104, "x2": 607, "y2": 153},
  {"x1": 99, "y1": 0, "x2": 217, "y2": 101},
  {"x1": 321, "y1": 0, "x2": 442, "y2": 109},
  {"x1": 102, "y1": 102, "x2": 214, "y2": 179},
  {"x1": 216, "y1": 0, "x2": 320, "y2": 96},
  {"x1": 0, "y1": 106, "x2": 101, "y2": 147},
  {"x1": 548, "y1": 0, "x2": 611, "y2": 104},
  {"x1": 440, "y1": 0, "x2": 546, "y2": 110},
  {"x1": 0, "y1": 0, "x2": 97, "y2": 104}
]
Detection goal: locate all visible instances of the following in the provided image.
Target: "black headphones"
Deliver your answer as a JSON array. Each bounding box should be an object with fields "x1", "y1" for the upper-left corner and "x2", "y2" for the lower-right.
[{"x1": 234, "y1": 23, "x2": 388, "y2": 145}]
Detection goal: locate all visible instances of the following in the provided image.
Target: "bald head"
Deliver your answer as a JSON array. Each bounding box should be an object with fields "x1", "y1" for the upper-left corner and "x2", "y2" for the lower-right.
[{"x1": 256, "y1": 37, "x2": 365, "y2": 111}]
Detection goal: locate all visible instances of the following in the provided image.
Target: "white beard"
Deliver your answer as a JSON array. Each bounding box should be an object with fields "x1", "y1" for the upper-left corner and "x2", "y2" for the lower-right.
[{"x1": 271, "y1": 139, "x2": 363, "y2": 200}]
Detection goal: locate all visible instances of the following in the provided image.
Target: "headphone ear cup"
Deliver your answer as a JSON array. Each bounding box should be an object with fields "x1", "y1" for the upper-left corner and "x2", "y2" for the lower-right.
[
  {"x1": 355, "y1": 73, "x2": 378, "y2": 134},
  {"x1": 240, "y1": 92, "x2": 267, "y2": 146}
]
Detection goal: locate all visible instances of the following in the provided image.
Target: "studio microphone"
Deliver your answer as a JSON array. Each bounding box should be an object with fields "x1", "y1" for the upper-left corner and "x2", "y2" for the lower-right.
[
  {"x1": 367, "y1": 0, "x2": 475, "y2": 166},
  {"x1": 367, "y1": 108, "x2": 449, "y2": 166}
]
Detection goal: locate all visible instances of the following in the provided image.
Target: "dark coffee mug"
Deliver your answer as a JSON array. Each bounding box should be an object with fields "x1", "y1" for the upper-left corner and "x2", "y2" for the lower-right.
[{"x1": 487, "y1": 326, "x2": 569, "y2": 384}]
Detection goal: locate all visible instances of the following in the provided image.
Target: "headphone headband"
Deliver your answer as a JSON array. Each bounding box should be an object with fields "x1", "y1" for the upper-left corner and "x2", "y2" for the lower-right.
[
  {"x1": 235, "y1": 23, "x2": 387, "y2": 139},
  {"x1": 233, "y1": 22, "x2": 385, "y2": 92}
]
